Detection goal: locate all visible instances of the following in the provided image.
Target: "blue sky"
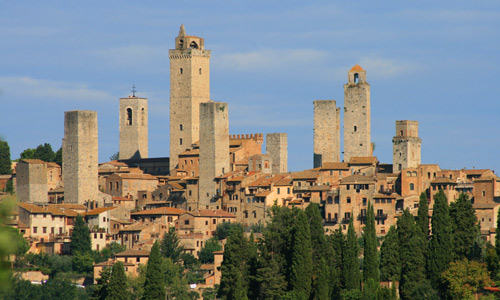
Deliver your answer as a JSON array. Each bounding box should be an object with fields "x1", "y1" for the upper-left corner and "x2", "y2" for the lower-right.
[{"x1": 1, "y1": 1, "x2": 499, "y2": 173}]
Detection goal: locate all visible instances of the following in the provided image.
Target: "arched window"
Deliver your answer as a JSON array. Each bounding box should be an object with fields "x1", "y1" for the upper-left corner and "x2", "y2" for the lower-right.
[
  {"x1": 189, "y1": 41, "x2": 198, "y2": 49},
  {"x1": 179, "y1": 39, "x2": 184, "y2": 48},
  {"x1": 127, "y1": 108, "x2": 132, "y2": 125},
  {"x1": 412, "y1": 171, "x2": 417, "y2": 177},
  {"x1": 406, "y1": 171, "x2": 411, "y2": 176},
  {"x1": 180, "y1": 138, "x2": 183, "y2": 145},
  {"x1": 180, "y1": 124, "x2": 183, "y2": 131},
  {"x1": 410, "y1": 183, "x2": 415, "y2": 191},
  {"x1": 400, "y1": 130, "x2": 404, "y2": 136},
  {"x1": 180, "y1": 68, "x2": 183, "y2": 74},
  {"x1": 199, "y1": 68, "x2": 202, "y2": 75},
  {"x1": 141, "y1": 108, "x2": 145, "y2": 125},
  {"x1": 354, "y1": 125, "x2": 357, "y2": 132},
  {"x1": 398, "y1": 164, "x2": 402, "y2": 171},
  {"x1": 354, "y1": 73, "x2": 359, "y2": 83}
]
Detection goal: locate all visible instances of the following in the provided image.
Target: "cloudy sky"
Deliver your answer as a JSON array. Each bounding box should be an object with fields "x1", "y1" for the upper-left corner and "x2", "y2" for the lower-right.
[{"x1": 1, "y1": 1, "x2": 499, "y2": 173}]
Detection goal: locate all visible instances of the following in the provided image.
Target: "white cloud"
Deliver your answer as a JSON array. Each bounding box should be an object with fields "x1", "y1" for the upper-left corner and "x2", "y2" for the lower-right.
[
  {"x1": 357, "y1": 57, "x2": 423, "y2": 78},
  {"x1": 0, "y1": 76, "x2": 114, "y2": 102},
  {"x1": 89, "y1": 44, "x2": 170, "y2": 71}
]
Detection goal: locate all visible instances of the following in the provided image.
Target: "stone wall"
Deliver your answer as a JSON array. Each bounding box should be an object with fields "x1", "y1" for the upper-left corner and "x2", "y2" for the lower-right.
[
  {"x1": 313, "y1": 100, "x2": 340, "y2": 167},
  {"x1": 16, "y1": 160, "x2": 48, "y2": 203},
  {"x1": 392, "y1": 120, "x2": 421, "y2": 172},
  {"x1": 266, "y1": 133, "x2": 288, "y2": 173},
  {"x1": 119, "y1": 96, "x2": 148, "y2": 159}
]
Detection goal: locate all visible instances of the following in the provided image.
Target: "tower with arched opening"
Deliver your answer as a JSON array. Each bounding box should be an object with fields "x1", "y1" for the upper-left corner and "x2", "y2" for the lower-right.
[
  {"x1": 169, "y1": 24, "x2": 211, "y2": 171},
  {"x1": 119, "y1": 95, "x2": 148, "y2": 159},
  {"x1": 392, "y1": 120, "x2": 421, "y2": 172}
]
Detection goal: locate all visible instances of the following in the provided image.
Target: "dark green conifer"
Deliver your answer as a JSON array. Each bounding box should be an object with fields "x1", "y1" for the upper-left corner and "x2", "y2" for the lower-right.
[
  {"x1": 399, "y1": 225, "x2": 428, "y2": 300},
  {"x1": 289, "y1": 209, "x2": 313, "y2": 299},
  {"x1": 70, "y1": 214, "x2": 91, "y2": 255},
  {"x1": 379, "y1": 225, "x2": 400, "y2": 282},
  {"x1": 142, "y1": 241, "x2": 165, "y2": 300},
  {"x1": 33, "y1": 143, "x2": 55, "y2": 162},
  {"x1": 329, "y1": 227, "x2": 344, "y2": 299},
  {"x1": 363, "y1": 201, "x2": 379, "y2": 283},
  {"x1": 107, "y1": 261, "x2": 129, "y2": 300},
  {"x1": 450, "y1": 193, "x2": 479, "y2": 260},
  {"x1": 0, "y1": 141, "x2": 11, "y2": 175},
  {"x1": 416, "y1": 192, "x2": 429, "y2": 239},
  {"x1": 343, "y1": 216, "x2": 361, "y2": 292},
  {"x1": 160, "y1": 226, "x2": 184, "y2": 263}
]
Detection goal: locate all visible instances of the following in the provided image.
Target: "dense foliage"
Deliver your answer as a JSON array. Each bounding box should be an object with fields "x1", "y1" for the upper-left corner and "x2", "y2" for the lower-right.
[{"x1": 0, "y1": 140, "x2": 11, "y2": 175}]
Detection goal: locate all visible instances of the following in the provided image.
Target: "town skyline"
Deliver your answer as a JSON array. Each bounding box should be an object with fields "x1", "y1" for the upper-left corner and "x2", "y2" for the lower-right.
[{"x1": 1, "y1": 2, "x2": 499, "y2": 172}]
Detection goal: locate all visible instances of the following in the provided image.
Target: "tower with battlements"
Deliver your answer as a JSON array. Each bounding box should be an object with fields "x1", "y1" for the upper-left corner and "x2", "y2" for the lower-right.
[
  {"x1": 314, "y1": 100, "x2": 340, "y2": 167},
  {"x1": 119, "y1": 95, "x2": 148, "y2": 159},
  {"x1": 169, "y1": 25, "x2": 211, "y2": 171},
  {"x1": 392, "y1": 120, "x2": 422, "y2": 172},
  {"x1": 343, "y1": 65, "x2": 371, "y2": 162},
  {"x1": 199, "y1": 102, "x2": 229, "y2": 208},
  {"x1": 266, "y1": 133, "x2": 288, "y2": 173},
  {"x1": 63, "y1": 110, "x2": 99, "y2": 204}
]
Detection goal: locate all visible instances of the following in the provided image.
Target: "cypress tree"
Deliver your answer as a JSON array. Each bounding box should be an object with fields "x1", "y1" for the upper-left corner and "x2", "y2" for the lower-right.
[
  {"x1": 343, "y1": 216, "x2": 361, "y2": 292},
  {"x1": 329, "y1": 227, "x2": 345, "y2": 299},
  {"x1": 0, "y1": 141, "x2": 11, "y2": 175},
  {"x1": 254, "y1": 253, "x2": 286, "y2": 300},
  {"x1": 363, "y1": 201, "x2": 379, "y2": 283},
  {"x1": 54, "y1": 147, "x2": 63, "y2": 166},
  {"x1": 416, "y1": 192, "x2": 429, "y2": 239},
  {"x1": 427, "y1": 189, "x2": 453, "y2": 287},
  {"x1": 142, "y1": 241, "x2": 165, "y2": 300},
  {"x1": 379, "y1": 225, "x2": 401, "y2": 282},
  {"x1": 399, "y1": 225, "x2": 428, "y2": 300},
  {"x1": 449, "y1": 193, "x2": 479, "y2": 260},
  {"x1": 107, "y1": 261, "x2": 129, "y2": 300},
  {"x1": 289, "y1": 209, "x2": 313, "y2": 299},
  {"x1": 70, "y1": 214, "x2": 91, "y2": 255},
  {"x1": 396, "y1": 210, "x2": 414, "y2": 267},
  {"x1": 160, "y1": 226, "x2": 184, "y2": 263},
  {"x1": 496, "y1": 208, "x2": 500, "y2": 258}
]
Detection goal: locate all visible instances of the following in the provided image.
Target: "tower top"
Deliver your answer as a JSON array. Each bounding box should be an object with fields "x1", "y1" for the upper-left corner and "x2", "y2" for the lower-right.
[
  {"x1": 350, "y1": 64, "x2": 365, "y2": 72},
  {"x1": 174, "y1": 25, "x2": 205, "y2": 50},
  {"x1": 179, "y1": 24, "x2": 186, "y2": 37},
  {"x1": 347, "y1": 64, "x2": 367, "y2": 84}
]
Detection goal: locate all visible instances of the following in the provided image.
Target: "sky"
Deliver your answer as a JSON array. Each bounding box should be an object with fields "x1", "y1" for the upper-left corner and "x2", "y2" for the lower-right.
[{"x1": 1, "y1": 1, "x2": 499, "y2": 173}]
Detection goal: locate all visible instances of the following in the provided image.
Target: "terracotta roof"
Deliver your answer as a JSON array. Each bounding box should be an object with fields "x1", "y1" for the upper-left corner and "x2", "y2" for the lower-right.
[
  {"x1": 350, "y1": 64, "x2": 364, "y2": 72},
  {"x1": 475, "y1": 170, "x2": 500, "y2": 181},
  {"x1": 115, "y1": 249, "x2": 150, "y2": 257},
  {"x1": 100, "y1": 160, "x2": 129, "y2": 167},
  {"x1": 320, "y1": 162, "x2": 349, "y2": 170},
  {"x1": 372, "y1": 193, "x2": 397, "y2": 199},
  {"x1": 84, "y1": 207, "x2": 116, "y2": 216},
  {"x1": 431, "y1": 177, "x2": 456, "y2": 184},
  {"x1": 200, "y1": 264, "x2": 214, "y2": 270},
  {"x1": 310, "y1": 185, "x2": 332, "y2": 191},
  {"x1": 291, "y1": 169, "x2": 320, "y2": 180},
  {"x1": 473, "y1": 203, "x2": 500, "y2": 209},
  {"x1": 275, "y1": 176, "x2": 293, "y2": 186},
  {"x1": 255, "y1": 191, "x2": 272, "y2": 197},
  {"x1": 112, "y1": 196, "x2": 133, "y2": 201},
  {"x1": 94, "y1": 260, "x2": 135, "y2": 267},
  {"x1": 185, "y1": 209, "x2": 236, "y2": 218},
  {"x1": 340, "y1": 174, "x2": 376, "y2": 184},
  {"x1": 114, "y1": 173, "x2": 157, "y2": 180},
  {"x1": 213, "y1": 250, "x2": 224, "y2": 254},
  {"x1": 131, "y1": 207, "x2": 186, "y2": 216},
  {"x1": 349, "y1": 156, "x2": 377, "y2": 165},
  {"x1": 20, "y1": 159, "x2": 45, "y2": 164},
  {"x1": 119, "y1": 222, "x2": 155, "y2": 232},
  {"x1": 50, "y1": 203, "x2": 86, "y2": 210},
  {"x1": 45, "y1": 162, "x2": 60, "y2": 169},
  {"x1": 179, "y1": 149, "x2": 199, "y2": 156},
  {"x1": 18, "y1": 203, "x2": 66, "y2": 216},
  {"x1": 463, "y1": 169, "x2": 489, "y2": 175}
]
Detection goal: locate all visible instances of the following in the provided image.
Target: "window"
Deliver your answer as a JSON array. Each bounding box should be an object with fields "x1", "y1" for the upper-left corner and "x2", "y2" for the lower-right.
[
  {"x1": 116, "y1": 182, "x2": 119, "y2": 190},
  {"x1": 180, "y1": 124, "x2": 183, "y2": 131},
  {"x1": 363, "y1": 198, "x2": 367, "y2": 206},
  {"x1": 277, "y1": 188, "x2": 280, "y2": 194},
  {"x1": 354, "y1": 126, "x2": 357, "y2": 132},
  {"x1": 334, "y1": 196, "x2": 339, "y2": 204},
  {"x1": 180, "y1": 138, "x2": 183, "y2": 145},
  {"x1": 43, "y1": 227, "x2": 47, "y2": 234},
  {"x1": 483, "y1": 191, "x2": 486, "y2": 197},
  {"x1": 199, "y1": 68, "x2": 202, "y2": 74},
  {"x1": 347, "y1": 197, "x2": 351, "y2": 204},
  {"x1": 180, "y1": 68, "x2": 183, "y2": 74},
  {"x1": 354, "y1": 73, "x2": 359, "y2": 83},
  {"x1": 33, "y1": 227, "x2": 38, "y2": 233},
  {"x1": 327, "y1": 196, "x2": 333, "y2": 204},
  {"x1": 346, "y1": 185, "x2": 350, "y2": 190},
  {"x1": 400, "y1": 130, "x2": 404, "y2": 136},
  {"x1": 141, "y1": 108, "x2": 145, "y2": 125},
  {"x1": 213, "y1": 219, "x2": 216, "y2": 224},
  {"x1": 127, "y1": 108, "x2": 132, "y2": 125},
  {"x1": 190, "y1": 41, "x2": 198, "y2": 49},
  {"x1": 184, "y1": 220, "x2": 189, "y2": 225}
]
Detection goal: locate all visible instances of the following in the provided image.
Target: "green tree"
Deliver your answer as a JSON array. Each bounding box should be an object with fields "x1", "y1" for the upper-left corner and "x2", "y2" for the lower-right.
[
  {"x1": 450, "y1": 193, "x2": 479, "y2": 260},
  {"x1": 399, "y1": 224, "x2": 428, "y2": 300},
  {"x1": 4, "y1": 226, "x2": 29, "y2": 257},
  {"x1": 199, "y1": 237, "x2": 222, "y2": 264},
  {"x1": 363, "y1": 201, "x2": 379, "y2": 283},
  {"x1": 379, "y1": 226, "x2": 400, "y2": 282},
  {"x1": 142, "y1": 241, "x2": 165, "y2": 300},
  {"x1": 289, "y1": 209, "x2": 312, "y2": 299},
  {"x1": 33, "y1": 143, "x2": 55, "y2": 162},
  {"x1": 343, "y1": 217, "x2": 361, "y2": 292},
  {"x1": 442, "y1": 259, "x2": 493, "y2": 300},
  {"x1": 160, "y1": 226, "x2": 184, "y2": 263},
  {"x1": 0, "y1": 141, "x2": 11, "y2": 175},
  {"x1": 54, "y1": 147, "x2": 62, "y2": 166},
  {"x1": 70, "y1": 215, "x2": 91, "y2": 255},
  {"x1": 416, "y1": 192, "x2": 429, "y2": 239},
  {"x1": 20, "y1": 148, "x2": 35, "y2": 160},
  {"x1": 215, "y1": 222, "x2": 244, "y2": 241},
  {"x1": 72, "y1": 251, "x2": 93, "y2": 274},
  {"x1": 218, "y1": 225, "x2": 250, "y2": 300},
  {"x1": 496, "y1": 208, "x2": 500, "y2": 259},
  {"x1": 427, "y1": 189, "x2": 453, "y2": 287},
  {"x1": 109, "y1": 152, "x2": 119, "y2": 161},
  {"x1": 107, "y1": 261, "x2": 129, "y2": 300},
  {"x1": 4, "y1": 178, "x2": 13, "y2": 194},
  {"x1": 92, "y1": 267, "x2": 111, "y2": 300},
  {"x1": 329, "y1": 227, "x2": 345, "y2": 299}
]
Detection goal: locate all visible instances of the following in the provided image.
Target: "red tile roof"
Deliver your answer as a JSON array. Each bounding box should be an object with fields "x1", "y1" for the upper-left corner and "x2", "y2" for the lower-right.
[
  {"x1": 186, "y1": 209, "x2": 236, "y2": 218},
  {"x1": 350, "y1": 64, "x2": 364, "y2": 72},
  {"x1": 131, "y1": 207, "x2": 186, "y2": 216}
]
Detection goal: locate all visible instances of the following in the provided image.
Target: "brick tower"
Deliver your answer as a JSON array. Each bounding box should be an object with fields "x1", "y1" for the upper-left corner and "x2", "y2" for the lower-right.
[
  {"x1": 199, "y1": 102, "x2": 229, "y2": 209},
  {"x1": 343, "y1": 65, "x2": 371, "y2": 162},
  {"x1": 392, "y1": 120, "x2": 422, "y2": 172},
  {"x1": 169, "y1": 25, "x2": 211, "y2": 171},
  {"x1": 313, "y1": 100, "x2": 340, "y2": 167},
  {"x1": 119, "y1": 95, "x2": 148, "y2": 159},
  {"x1": 63, "y1": 110, "x2": 98, "y2": 204},
  {"x1": 266, "y1": 133, "x2": 288, "y2": 173}
]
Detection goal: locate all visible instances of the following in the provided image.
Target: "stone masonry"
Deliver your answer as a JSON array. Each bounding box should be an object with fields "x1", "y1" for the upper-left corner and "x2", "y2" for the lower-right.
[
  {"x1": 266, "y1": 133, "x2": 288, "y2": 173},
  {"x1": 119, "y1": 96, "x2": 148, "y2": 159},
  {"x1": 343, "y1": 65, "x2": 371, "y2": 162},
  {"x1": 392, "y1": 120, "x2": 422, "y2": 172},
  {"x1": 313, "y1": 100, "x2": 340, "y2": 167},
  {"x1": 16, "y1": 159, "x2": 48, "y2": 204},
  {"x1": 199, "y1": 102, "x2": 229, "y2": 208},
  {"x1": 169, "y1": 25, "x2": 211, "y2": 170},
  {"x1": 63, "y1": 110, "x2": 99, "y2": 204}
]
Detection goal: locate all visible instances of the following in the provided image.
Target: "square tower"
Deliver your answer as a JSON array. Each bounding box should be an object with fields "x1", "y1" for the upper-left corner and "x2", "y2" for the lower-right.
[
  {"x1": 266, "y1": 133, "x2": 288, "y2": 173},
  {"x1": 199, "y1": 102, "x2": 229, "y2": 208},
  {"x1": 119, "y1": 96, "x2": 148, "y2": 159},
  {"x1": 392, "y1": 120, "x2": 422, "y2": 172},
  {"x1": 169, "y1": 25, "x2": 211, "y2": 171},
  {"x1": 313, "y1": 100, "x2": 340, "y2": 167},
  {"x1": 63, "y1": 110, "x2": 99, "y2": 204},
  {"x1": 16, "y1": 159, "x2": 48, "y2": 204}
]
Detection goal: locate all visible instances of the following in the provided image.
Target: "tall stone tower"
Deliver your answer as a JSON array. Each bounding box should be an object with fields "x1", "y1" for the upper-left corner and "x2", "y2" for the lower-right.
[
  {"x1": 63, "y1": 110, "x2": 98, "y2": 204},
  {"x1": 16, "y1": 159, "x2": 48, "y2": 204},
  {"x1": 343, "y1": 65, "x2": 371, "y2": 162},
  {"x1": 119, "y1": 95, "x2": 148, "y2": 159},
  {"x1": 313, "y1": 100, "x2": 340, "y2": 167},
  {"x1": 266, "y1": 133, "x2": 288, "y2": 173},
  {"x1": 169, "y1": 25, "x2": 211, "y2": 170},
  {"x1": 392, "y1": 120, "x2": 422, "y2": 172},
  {"x1": 199, "y1": 102, "x2": 229, "y2": 209}
]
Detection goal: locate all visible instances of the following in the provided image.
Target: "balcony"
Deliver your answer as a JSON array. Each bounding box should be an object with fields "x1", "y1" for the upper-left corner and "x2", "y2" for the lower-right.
[
  {"x1": 324, "y1": 217, "x2": 338, "y2": 225},
  {"x1": 293, "y1": 186, "x2": 310, "y2": 193},
  {"x1": 341, "y1": 216, "x2": 351, "y2": 224},
  {"x1": 375, "y1": 213, "x2": 388, "y2": 220}
]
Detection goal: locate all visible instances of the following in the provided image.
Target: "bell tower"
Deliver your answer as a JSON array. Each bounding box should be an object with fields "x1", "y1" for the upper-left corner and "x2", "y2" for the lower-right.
[{"x1": 169, "y1": 24, "x2": 211, "y2": 170}]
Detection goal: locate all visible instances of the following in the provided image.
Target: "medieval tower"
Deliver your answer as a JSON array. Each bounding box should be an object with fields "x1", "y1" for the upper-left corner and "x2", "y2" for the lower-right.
[
  {"x1": 16, "y1": 159, "x2": 48, "y2": 204},
  {"x1": 119, "y1": 95, "x2": 148, "y2": 159},
  {"x1": 199, "y1": 102, "x2": 229, "y2": 209},
  {"x1": 169, "y1": 25, "x2": 211, "y2": 170},
  {"x1": 266, "y1": 133, "x2": 288, "y2": 173},
  {"x1": 63, "y1": 110, "x2": 99, "y2": 204},
  {"x1": 343, "y1": 65, "x2": 371, "y2": 162},
  {"x1": 313, "y1": 100, "x2": 340, "y2": 167},
  {"x1": 392, "y1": 120, "x2": 422, "y2": 172}
]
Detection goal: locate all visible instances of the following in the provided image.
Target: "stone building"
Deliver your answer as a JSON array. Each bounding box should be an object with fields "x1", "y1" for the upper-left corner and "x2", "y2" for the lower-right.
[
  {"x1": 63, "y1": 110, "x2": 99, "y2": 205},
  {"x1": 16, "y1": 159, "x2": 48, "y2": 204},
  {"x1": 169, "y1": 25, "x2": 211, "y2": 170},
  {"x1": 199, "y1": 102, "x2": 229, "y2": 209},
  {"x1": 119, "y1": 95, "x2": 148, "y2": 159},
  {"x1": 392, "y1": 120, "x2": 421, "y2": 172},
  {"x1": 343, "y1": 65, "x2": 371, "y2": 162},
  {"x1": 266, "y1": 133, "x2": 288, "y2": 173},
  {"x1": 313, "y1": 100, "x2": 340, "y2": 167}
]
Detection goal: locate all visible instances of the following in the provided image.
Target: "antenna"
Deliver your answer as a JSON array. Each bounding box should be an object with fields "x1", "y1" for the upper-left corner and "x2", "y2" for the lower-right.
[{"x1": 131, "y1": 85, "x2": 137, "y2": 97}]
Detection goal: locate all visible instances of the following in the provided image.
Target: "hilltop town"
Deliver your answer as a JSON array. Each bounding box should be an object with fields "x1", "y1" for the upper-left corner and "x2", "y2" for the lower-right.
[{"x1": 1, "y1": 25, "x2": 499, "y2": 297}]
